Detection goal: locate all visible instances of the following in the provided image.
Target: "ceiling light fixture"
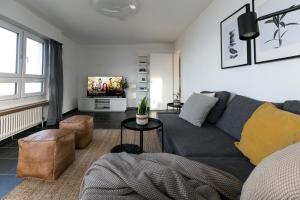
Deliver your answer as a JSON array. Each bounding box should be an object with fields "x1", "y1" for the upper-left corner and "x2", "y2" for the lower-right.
[{"x1": 90, "y1": 0, "x2": 139, "y2": 20}]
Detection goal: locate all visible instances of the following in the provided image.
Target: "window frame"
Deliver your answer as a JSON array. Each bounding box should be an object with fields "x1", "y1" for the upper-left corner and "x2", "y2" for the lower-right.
[
  {"x1": 23, "y1": 32, "x2": 46, "y2": 79},
  {"x1": 0, "y1": 19, "x2": 22, "y2": 77},
  {"x1": 0, "y1": 78, "x2": 21, "y2": 101},
  {"x1": 21, "y1": 79, "x2": 45, "y2": 98},
  {"x1": 0, "y1": 18, "x2": 48, "y2": 103}
]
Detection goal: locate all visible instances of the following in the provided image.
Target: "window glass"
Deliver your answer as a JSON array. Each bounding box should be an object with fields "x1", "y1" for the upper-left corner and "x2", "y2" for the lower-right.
[
  {"x1": 0, "y1": 27, "x2": 18, "y2": 74},
  {"x1": 0, "y1": 82, "x2": 16, "y2": 96},
  {"x1": 25, "y1": 38, "x2": 43, "y2": 75},
  {"x1": 24, "y1": 82, "x2": 42, "y2": 94}
]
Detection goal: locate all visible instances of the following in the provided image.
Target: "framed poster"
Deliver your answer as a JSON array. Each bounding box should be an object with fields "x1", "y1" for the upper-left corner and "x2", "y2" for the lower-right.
[
  {"x1": 221, "y1": 4, "x2": 251, "y2": 69},
  {"x1": 254, "y1": 0, "x2": 300, "y2": 64}
]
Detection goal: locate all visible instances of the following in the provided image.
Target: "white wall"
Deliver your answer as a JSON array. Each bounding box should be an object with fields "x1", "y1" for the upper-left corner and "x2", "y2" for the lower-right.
[
  {"x1": 78, "y1": 44, "x2": 174, "y2": 107},
  {"x1": 0, "y1": 0, "x2": 62, "y2": 42},
  {"x1": 62, "y1": 35, "x2": 81, "y2": 113},
  {"x1": 176, "y1": 0, "x2": 300, "y2": 103}
]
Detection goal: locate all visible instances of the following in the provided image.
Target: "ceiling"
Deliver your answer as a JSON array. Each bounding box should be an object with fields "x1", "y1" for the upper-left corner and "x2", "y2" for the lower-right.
[{"x1": 16, "y1": 0, "x2": 213, "y2": 44}]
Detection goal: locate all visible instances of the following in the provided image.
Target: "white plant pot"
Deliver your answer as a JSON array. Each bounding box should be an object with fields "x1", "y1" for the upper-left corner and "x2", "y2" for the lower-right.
[
  {"x1": 136, "y1": 114, "x2": 149, "y2": 125},
  {"x1": 173, "y1": 100, "x2": 181, "y2": 106}
]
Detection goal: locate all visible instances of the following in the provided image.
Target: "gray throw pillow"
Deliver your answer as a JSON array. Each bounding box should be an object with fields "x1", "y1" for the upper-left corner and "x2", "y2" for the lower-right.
[
  {"x1": 283, "y1": 100, "x2": 300, "y2": 115},
  {"x1": 216, "y1": 95, "x2": 263, "y2": 140},
  {"x1": 179, "y1": 93, "x2": 218, "y2": 127},
  {"x1": 202, "y1": 91, "x2": 231, "y2": 124},
  {"x1": 241, "y1": 142, "x2": 300, "y2": 200}
]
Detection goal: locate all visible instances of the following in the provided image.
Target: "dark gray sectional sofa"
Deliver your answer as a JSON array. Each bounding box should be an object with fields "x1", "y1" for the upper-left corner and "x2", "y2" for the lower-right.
[{"x1": 157, "y1": 92, "x2": 300, "y2": 182}]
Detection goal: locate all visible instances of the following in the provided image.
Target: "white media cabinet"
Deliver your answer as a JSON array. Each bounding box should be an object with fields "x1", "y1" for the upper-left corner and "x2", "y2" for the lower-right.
[{"x1": 78, "y1": 97, "x2": 127, "y2": 112}]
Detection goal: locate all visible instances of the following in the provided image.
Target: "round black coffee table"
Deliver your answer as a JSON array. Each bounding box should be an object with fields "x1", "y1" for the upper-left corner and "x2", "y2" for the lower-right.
[
  {"x1": 167, "y1": 102, "x2": 184, "y2": 112},
  {"x1": 111, "y1": 118, "x2": 164, "y2": 154}
]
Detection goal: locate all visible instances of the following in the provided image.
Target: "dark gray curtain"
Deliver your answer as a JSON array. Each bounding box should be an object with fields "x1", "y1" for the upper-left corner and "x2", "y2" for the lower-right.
[{"x1": 46, "y1": 39, "x2": 63, "y2": 126}]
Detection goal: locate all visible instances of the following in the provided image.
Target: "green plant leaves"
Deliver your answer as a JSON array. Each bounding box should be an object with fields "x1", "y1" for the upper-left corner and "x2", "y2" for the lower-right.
[{"x1": 137, "y1": 97, "x2": 148, "y2": 115}]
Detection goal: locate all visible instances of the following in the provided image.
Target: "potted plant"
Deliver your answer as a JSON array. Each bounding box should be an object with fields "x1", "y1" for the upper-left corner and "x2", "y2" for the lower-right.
[
  {"x1": 173, "y1": 92, "x2": 181, "y2": 106},
  {"x1": 136, "y1": 97, "x2": 148, "y2": 125},
  {"x1": 121, "y1": 78, "x2": 129, "y2": 98}
]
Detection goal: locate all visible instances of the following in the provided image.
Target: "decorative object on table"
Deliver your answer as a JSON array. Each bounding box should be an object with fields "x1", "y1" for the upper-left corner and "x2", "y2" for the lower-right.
[
  {"x1": 120, "y1": 77, "x2": 128, "y2": 97},
  {"x1": 110, "y1": 117, "x2": 164, "y2": 154},
  {"x1": 220, "y1": 4, "x2": 251, "y2": 69},
  {"x1": 173, "y1": 92, "x2": 181, "y2": 106},
  {"x1": 237, "y1": 1, "x2": 300, "y2": 64},
  {"x1": 136, "y1": 97, "x2": 148, "y2": 125}
]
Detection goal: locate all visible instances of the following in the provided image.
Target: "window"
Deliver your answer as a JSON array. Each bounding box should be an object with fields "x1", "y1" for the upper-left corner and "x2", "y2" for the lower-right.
[
  {"x1": 0, "y1": 26, "x2": 19, "y2": 74},
  {"x1": 24, "y1": 81, "x2": 43, "y2": 94},
  {"x1": 0, "y1": 19, "x2": 47, "y2": 102},
  {"x1": 25, "y1": 37, "x2": 44, "y2": 76},
  {"x1": 0, "y1": 83, "x2": 16, "y2": 96}
]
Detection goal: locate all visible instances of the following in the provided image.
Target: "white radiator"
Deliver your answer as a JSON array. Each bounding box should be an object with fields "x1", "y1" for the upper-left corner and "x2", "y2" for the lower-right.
[{"x1": 0, "y1": 107, "x2": 43, "y2": 141}]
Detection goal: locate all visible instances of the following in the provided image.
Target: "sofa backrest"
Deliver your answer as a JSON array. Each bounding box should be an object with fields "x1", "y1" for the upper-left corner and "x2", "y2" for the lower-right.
[
  {"x1": 283, "y1": 101, "x2": 300, "y2": 115},
  {"x1": 216, "y1": 95, "x2": 263, "y2": 140}
]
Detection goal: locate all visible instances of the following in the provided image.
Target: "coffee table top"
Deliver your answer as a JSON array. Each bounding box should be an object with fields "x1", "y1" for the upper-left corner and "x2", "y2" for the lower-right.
[
  {"x1": 122, "y1": 118, "x2": 163, "y2": 131},
  {"x1": 167, "y1": 102, "x2": 184, "y2": 108}
]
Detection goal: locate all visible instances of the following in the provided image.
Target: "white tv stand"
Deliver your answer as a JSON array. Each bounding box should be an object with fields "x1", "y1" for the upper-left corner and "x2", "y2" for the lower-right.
[{"x1": 78, "y1": 97, "x2": 127, "y2": 112}]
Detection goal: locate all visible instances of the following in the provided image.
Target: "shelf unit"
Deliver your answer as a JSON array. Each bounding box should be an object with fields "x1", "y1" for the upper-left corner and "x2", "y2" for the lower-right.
[{"x1": 136, "y1": 55, "x2": 149, "y2": 105}]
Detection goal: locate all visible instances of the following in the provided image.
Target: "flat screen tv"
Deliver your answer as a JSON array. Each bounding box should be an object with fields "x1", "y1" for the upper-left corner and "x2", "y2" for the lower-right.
[{"x1": 87, "y1": 76, "x2": 123, "y2": 97}]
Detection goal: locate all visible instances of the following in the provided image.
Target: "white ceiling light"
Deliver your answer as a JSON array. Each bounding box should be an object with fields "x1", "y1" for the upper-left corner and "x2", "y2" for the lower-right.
[{"x1": 90, "y1": 0, "x2": 139, "y2": 20}]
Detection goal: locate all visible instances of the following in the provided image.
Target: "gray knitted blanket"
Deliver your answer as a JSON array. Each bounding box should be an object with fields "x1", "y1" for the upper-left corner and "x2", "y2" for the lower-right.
[{"x1": 80, "y1": 153, "x2": 242, "y2": 200}]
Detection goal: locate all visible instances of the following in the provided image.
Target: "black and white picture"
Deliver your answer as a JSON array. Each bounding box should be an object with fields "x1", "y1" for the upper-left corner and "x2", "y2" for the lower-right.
[
  {"x1": 254, "y1": 0, "x2": 300, "y2": 64},
  {"x1": 221, "y1": 4, "x2": 251, "y2": 69}
]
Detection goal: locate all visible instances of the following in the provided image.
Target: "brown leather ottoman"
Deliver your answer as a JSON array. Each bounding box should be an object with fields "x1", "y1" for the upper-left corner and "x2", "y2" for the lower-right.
[
  {"x1": 17, "y1": 129, "x2": 75, "y2": 180},
  {"x1": 59, "y1": 115, "x2": 93, "y2": 149}
]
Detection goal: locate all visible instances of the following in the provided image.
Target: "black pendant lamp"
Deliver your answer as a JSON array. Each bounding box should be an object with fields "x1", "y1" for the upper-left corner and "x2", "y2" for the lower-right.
[{"x1": 238, "y1": 12, "x2": 260, "y2": 40}]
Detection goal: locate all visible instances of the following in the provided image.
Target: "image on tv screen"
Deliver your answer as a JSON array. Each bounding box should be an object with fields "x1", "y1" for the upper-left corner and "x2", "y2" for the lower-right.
[{"x1": 87, "y1": 76, "x2": 123, "y2": 96}]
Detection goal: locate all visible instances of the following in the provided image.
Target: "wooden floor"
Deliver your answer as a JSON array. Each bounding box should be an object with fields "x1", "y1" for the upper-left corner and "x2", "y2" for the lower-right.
[{"x1": 3, "y1": 129, "x2": 162, "y2": 200}]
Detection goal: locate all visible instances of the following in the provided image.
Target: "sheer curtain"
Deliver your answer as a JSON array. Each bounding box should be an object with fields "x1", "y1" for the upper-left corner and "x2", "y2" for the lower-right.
[{"x1": 46, "y1": 40, "x2": 63, "y2": 125}]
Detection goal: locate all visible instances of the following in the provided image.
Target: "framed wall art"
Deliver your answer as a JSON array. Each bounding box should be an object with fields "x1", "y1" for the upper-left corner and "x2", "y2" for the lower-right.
[
  {"x1": 253, "y1": 0, "x2": 300, "y2": 64},
  {"x1": 220, "y1": 4, "x2": 251, "y2": 69}
]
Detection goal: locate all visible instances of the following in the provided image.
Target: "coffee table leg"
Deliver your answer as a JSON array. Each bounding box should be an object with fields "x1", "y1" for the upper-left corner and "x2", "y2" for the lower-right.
[
  {"x1": 161, "y1": 125, "x2": 164, "y2": 152},
  {"x1": 140, "y1": 131, "x2": 143, "y2": 152},
  {"x1": 120, "y1": 125, "x2": 123, "y2": 151}
]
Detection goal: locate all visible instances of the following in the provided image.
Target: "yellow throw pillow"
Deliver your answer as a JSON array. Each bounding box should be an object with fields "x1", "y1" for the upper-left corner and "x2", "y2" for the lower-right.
[{"x1": 235, "y1": 102, "x2": 300, "y2": 165}]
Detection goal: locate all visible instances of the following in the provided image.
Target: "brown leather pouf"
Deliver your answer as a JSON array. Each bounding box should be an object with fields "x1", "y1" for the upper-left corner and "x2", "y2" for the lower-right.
[
  {"x1": 17, "y1": 129, "x2": 75, "y2": 180},
  {"x1": 59, "y1": 115, "x2": 94, "y2": 149}
]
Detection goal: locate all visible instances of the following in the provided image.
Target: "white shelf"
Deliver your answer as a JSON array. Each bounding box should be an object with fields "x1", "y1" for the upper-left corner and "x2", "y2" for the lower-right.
[
  {"x1": 137, "y1": 90, "x2": 148, "y2": 92},
  {"x1": 139, "y1": 81, "x2": 148, "y2": 83},
  {"x1": 138, "y1": 72, "x2": 148, "y2": 74}
]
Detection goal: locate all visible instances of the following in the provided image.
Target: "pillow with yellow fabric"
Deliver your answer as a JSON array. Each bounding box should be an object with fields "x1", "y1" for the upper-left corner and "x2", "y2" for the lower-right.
[{"x1": 235, "y1": 102, "x2": 300, "y2": 165}]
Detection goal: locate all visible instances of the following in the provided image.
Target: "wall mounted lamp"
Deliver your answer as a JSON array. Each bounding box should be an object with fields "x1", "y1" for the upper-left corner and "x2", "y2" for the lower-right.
[{"x1": 238, "y1": 4, "x2": 300, "y2": 40}]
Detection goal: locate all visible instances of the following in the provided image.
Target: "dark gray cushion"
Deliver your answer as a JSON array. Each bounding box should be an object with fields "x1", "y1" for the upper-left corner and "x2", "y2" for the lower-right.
[
  {"x1": 283, "y1": 101, "x2": 300, "y2": 115},
  {"x1": 202, "y1": 91, "x2": 231, "y2": 124},
  {"x1": 216, "y1": 95, "x2": 263, "y2": 140},
  {"x1": 188, "y1": 156, "x2": 254, "y2": 182},
  {"x1": 158, "y1": 113, "x2": 242, "y2": 157}
]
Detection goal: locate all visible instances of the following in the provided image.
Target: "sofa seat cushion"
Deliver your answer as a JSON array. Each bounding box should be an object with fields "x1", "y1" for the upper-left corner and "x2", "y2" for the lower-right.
[
  {"x1": 189, "y1": 156, "x2": 254, "y2": 182},
  {"x1": 158, "y1": 113, "x2": 242, "y2": 157}
]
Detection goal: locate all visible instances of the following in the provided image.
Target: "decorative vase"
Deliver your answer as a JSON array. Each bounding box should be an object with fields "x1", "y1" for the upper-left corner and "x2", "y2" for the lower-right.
[
  {"x1": 136, "y1": 114, "x2": 148, "y2": 125},
  {"x1": 173, "y1": 99, "x2": 181, "y2": 106}
]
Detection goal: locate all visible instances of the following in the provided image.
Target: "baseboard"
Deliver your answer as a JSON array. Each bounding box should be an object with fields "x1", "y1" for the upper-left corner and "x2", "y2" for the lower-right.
[{"x1": 63, "y1": 108, "x2": 78, "y2": 116}]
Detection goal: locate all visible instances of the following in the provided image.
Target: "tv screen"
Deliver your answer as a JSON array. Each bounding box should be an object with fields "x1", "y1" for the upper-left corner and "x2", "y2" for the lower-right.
[{"x1": 87, "y1": 76, "x2": 123, "y2": 97}]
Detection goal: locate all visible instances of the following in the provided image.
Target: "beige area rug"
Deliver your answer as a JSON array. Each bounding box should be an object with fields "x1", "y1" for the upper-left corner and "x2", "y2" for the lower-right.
[{"x1": 3, "y1": 129, "x2": 162, "y2": 200}]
